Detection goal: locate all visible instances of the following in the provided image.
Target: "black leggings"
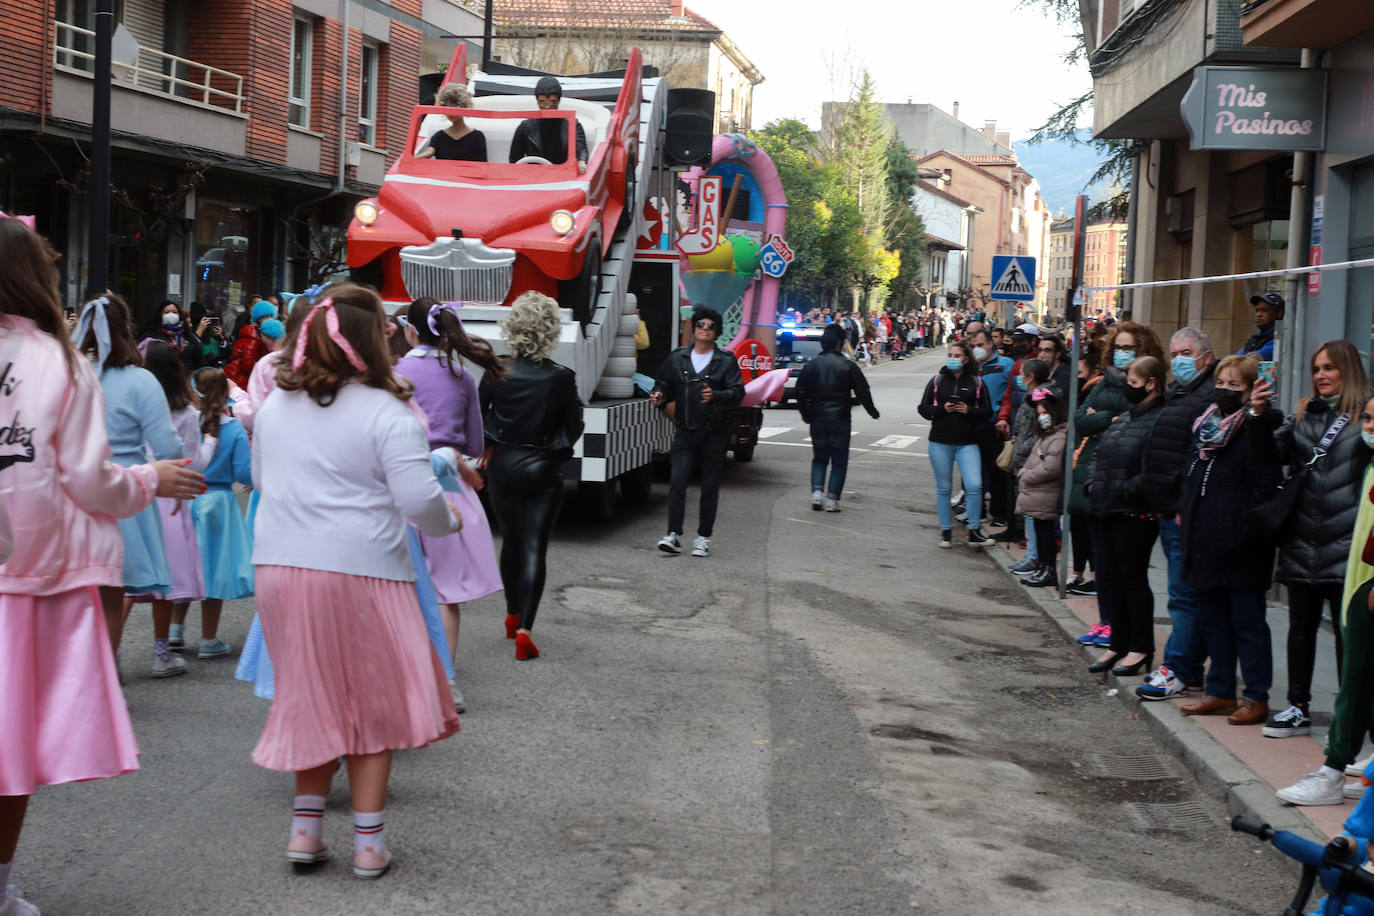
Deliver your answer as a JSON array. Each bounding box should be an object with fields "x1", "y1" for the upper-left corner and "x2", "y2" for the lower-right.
[
  {"x1": 1033, "y1": 518, "x2": 1058, "y2": 571},
  {"x1": 488, "y1": 446, "x2": 563, "y2": 632},
  {"x1": 1096, "y1": 515, "x2": 1159, "y2": 656},
  {"x1": 1284, "y1": 581, "x2": 1346, "y2": 708},
  {"x1": 1069, "y1": 512, "x2": 1094, "y2": 575}
]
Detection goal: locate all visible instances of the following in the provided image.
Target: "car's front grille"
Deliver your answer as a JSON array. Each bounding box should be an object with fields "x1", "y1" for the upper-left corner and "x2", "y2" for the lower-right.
[{"x1": 398, "y1": 237, "x2": 516, "y2": 306}]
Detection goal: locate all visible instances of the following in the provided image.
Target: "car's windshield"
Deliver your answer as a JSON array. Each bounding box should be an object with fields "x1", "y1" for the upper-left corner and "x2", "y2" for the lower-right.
[{"x1": 778, "y1": 337, "x2": 823, "y2": 358}]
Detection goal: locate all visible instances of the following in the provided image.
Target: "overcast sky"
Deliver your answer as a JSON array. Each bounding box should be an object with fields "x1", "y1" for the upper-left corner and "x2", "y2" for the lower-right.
[{"x1": 685, "y1": 0, "x2": 1093, "y2": 141}]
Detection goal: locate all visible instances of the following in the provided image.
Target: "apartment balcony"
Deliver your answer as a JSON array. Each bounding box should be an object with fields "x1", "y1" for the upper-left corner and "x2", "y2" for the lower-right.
[
  {"x1": 1240, "y1": 0, "x2": 1374, "y2": 49},
  {"x1": 1090, "y1": 0, "x2": 1298, "y2": 140},
  {"x1": 51, "y1": 21, "x2": 247, "y2": 157}
]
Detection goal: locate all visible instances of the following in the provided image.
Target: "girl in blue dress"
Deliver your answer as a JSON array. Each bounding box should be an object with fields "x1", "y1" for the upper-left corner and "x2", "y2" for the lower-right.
[
  {"x1": 73, "y1": 296, "x2": 188, "y2": 678},
  {"x1": 188, "y1": 367, "x2": 254, "y2": 659}
]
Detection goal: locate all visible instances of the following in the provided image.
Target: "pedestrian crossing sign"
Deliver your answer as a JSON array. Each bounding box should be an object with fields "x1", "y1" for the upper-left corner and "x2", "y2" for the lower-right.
[{"x1": 990, "y1": 256, "x2": 1036, "y2": 301}]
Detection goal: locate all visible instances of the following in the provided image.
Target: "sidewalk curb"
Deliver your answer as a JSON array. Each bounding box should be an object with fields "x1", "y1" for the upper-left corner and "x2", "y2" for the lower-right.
[{"x1": 985, "y1": 545, "x2": 1327, "y2": 857}]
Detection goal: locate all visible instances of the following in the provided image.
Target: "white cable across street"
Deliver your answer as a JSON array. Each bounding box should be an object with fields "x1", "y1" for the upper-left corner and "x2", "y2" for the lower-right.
[{"x1": 1081, "y1": 256, "x2": 1374, "y2": 293}]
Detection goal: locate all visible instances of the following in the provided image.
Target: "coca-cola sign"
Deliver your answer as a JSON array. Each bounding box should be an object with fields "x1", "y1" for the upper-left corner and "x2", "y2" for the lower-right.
[
  {"x1": 1181, "y1": 66, "x2": 1328, "y2": 152},
  {"x1": 731, "y1": 337, "x2": 774, "y2": 383}
]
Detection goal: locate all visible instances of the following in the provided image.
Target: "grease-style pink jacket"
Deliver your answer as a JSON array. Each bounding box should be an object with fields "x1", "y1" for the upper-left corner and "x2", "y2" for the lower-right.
[{"x1": 0, "y1": 316, "x2": 158, "y2": 596}]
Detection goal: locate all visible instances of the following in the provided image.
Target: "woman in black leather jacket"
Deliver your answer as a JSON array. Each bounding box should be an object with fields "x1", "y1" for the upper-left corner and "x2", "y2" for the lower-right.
[
  {"x1": 1084, "y1": 355, "x2": 1167, "y2": 679},
  {"x1": 480, "y1": 292, "x2": 584, "y2": 660},
  {"x1": 1247, "y1": 339, "x2": 1372, "y2": 739}
]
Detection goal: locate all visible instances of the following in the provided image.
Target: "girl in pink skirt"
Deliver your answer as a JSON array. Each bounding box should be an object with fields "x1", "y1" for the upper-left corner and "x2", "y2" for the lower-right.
[
  {"x1": 0, "y1": 218, "x2": 204, "y2": 915},
  {"x1": 395, "y1": 297, "x2": 504, "y2": 710},
  {"x1": 249, "y1": 283, "x2": 462, "y2": 880}
]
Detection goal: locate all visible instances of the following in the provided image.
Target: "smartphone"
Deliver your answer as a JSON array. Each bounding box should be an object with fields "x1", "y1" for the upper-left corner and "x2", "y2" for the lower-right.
[{"x1": 1258, "y1": 360, "x2": 1277, "y2": 392}]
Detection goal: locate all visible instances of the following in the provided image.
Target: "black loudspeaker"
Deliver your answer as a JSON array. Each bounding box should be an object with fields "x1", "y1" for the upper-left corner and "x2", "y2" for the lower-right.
[
  {"x1": 419, "y1": 73, "x2": 445, "y2": 106},
  {"x1": 665, "y1": 88, "x2": 716, "y2": 166}
]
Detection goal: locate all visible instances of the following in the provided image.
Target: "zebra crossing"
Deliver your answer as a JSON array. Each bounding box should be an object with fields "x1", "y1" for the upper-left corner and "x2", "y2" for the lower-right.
[{"x1": 754, "y1": 426, "x2": 926, "y2": 455}]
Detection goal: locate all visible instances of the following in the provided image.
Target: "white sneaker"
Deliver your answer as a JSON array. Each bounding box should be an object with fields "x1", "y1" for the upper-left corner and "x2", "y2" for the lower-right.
[
  {"x1": 690, "y1": 536, "x2": 710, "y2": 558},
  {"x1": 1346, "y1": 780, "x2": 1367, "y2": 799},
  {"x1": 2, "y1": 885, "x2": 39, "y2": 916},
  {"x1": 657, "y1": 532, "x2": 682, "y2": 554},
  {"x1": 1276, "y1": 767, "x2": 1347, "y2": 806},
  {"x1": 151, "y1": 654, "x2": 187, "y2": 678},
  {"x1": 448, "y1": 679, "x2": 466, "y2": 714},
  {"x1": 1347, "y1": 755, "x2": 1374, "y2": 778},
  {"x1": 823, "y1": 498, "x2": 840, "y2": 512},
  {"x1": 811, "y1": 490, "x2": 823, "y2": 511}
]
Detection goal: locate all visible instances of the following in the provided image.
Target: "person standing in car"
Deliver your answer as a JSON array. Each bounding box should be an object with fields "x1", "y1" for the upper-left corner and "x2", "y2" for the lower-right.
[
  {"x1": 797, "y1": 324, "x2": 880, "y2": 512},
  {"x1": 651, "y1": 307, "x2": 745, "y2": 558}
]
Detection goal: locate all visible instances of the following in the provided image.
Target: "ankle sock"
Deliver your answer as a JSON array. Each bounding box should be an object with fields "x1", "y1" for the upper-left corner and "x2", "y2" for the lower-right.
[
  {"x1": 292, "y1": 795, "x2": 326, "y2": 841},
  {"x1": 153, "y1": 637, "x2": 170, "y2": 660},
  {"x1": 0, "y1": 859, "x2": 11, "y2": 890},
  {"x1": 354, "y1": 809, "x2": 386, "y2": 854}
]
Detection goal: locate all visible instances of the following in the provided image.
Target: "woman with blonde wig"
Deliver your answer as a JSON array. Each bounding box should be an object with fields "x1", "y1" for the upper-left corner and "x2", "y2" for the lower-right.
[{"x1": 479, "y1": 292, "x2": 583, "y2": 660}]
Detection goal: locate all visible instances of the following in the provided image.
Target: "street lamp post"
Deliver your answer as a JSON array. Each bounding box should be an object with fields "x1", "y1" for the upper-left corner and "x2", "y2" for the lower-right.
[{"x1": 86, "y1": 0, "x2": 114, "y2": 298}]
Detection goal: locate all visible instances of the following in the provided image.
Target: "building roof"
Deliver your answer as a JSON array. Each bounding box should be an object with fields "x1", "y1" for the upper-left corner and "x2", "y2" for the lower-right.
[
  {"x1": 915, "y1": 150, "x2": 1011, "y2": 188},
  {"x1": 497, "y1": 0, "x2": 720, "y2": 35},
  {"x1": 959, "y1": 153, "x2": 1018, "y2": 167},
  {"x1": 914, "y1": 180, "x2": 976, "y2": 209},
  {"x1": 924, "y1": 233, "x2": 966, "y2": 251}
]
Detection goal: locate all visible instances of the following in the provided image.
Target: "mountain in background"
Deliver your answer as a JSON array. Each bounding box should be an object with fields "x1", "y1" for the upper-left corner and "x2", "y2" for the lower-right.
[{"x1": 1013, "y1": 130, "x2": 1116, "y2": 216}]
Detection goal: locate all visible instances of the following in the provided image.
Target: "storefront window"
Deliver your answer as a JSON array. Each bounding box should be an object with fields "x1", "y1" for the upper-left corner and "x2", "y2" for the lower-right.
[
  {"x1": 1347, "y1": 162, "x2": 1374, "y2": 364},
  {"x1": 1246, "y1": 219, "x2": 1289, "y2": 300},
  {"x1": 195, "y1": 202, "x2": 257, "y2": 317}
]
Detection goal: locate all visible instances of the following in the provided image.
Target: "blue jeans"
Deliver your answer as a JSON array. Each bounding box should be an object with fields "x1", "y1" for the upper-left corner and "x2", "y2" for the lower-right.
[
  {"x1": 809, "y1": 418, "x2": 851, "y2": 500},
  {"x1": 1024, "y1": 515, "x2": 1038, "y2": 561},
  {"x1": 1158, "y1": 516, "x2": 1205, "y2": 683},
  {"x1": 1198, "y1": 588, "x2": 1272, "y2": 702},
  {"x1": 929, "y1": 442, "x2": 982, "y2": 531}
]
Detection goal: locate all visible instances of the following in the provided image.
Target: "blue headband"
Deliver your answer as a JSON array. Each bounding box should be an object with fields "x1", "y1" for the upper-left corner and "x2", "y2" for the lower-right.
[{"x1": 73, "y1": 297, "x2": 112, "y2": 375}]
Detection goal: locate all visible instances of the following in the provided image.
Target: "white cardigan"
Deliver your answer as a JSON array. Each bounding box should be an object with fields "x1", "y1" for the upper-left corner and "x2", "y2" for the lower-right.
[{"x1": 251, "y1": 383, "x2": 460, "y2": 581}]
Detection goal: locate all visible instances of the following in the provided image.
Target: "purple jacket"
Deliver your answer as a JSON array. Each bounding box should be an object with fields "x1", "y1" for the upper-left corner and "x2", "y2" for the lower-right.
[{"x1": 396, "y1": 347, "x2": 484, "y2": 456}]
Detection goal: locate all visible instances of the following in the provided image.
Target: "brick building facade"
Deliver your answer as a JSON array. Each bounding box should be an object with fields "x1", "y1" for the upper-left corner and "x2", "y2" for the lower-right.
[{"x1": 0, "y1": 0, "x2": 479, "y2": 315}]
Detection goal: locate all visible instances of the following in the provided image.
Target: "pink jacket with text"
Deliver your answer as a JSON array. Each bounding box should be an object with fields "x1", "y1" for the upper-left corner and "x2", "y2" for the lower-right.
[{"x1": 0, "y1": 316, "x2": 158, "y2": 595}]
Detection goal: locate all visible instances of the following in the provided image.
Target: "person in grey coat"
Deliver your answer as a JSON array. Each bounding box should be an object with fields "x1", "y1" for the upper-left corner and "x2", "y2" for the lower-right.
[{"x1": 1248, "y1": 339, "x2": 1373, "y2": 739}]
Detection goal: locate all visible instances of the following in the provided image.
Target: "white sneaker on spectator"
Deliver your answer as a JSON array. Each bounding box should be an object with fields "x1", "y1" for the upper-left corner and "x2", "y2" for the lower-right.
[
  {"x1": 2, "y1": 885, "x2": 39, "y2": 916},
  {"x1": 1277, "y1": 767, "x2": 1346, "y2": 806},
  {"x1": 1345, "y1": 780, "x2": 1367, "y2": 799},
  {"x1": 690, "y1": 536, "x2": 710, "y2": 558},
  {"x1": 1347, "y1": 755, "x2": 1374, "y2": 778}
]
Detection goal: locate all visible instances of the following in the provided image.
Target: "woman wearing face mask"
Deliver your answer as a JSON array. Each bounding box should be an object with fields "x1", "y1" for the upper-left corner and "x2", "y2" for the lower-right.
[
  {"x1": 1175, "y1": 356, "x2": 1281, "y2": 726},
  {"x1": 1247, "y1": 340, "x2": 1374, "y2": 766},
  {"x1": 140, "y1": 300, "x2": 212, "y2": 372},
  {"x1": 1084, "y1": 355, "x2": 1167, "y2": 678},
  {"x1": 1005, "y1": 358, "x2": 1049, "y2": 564},
  {"x1": 1014, "y1": 387, "x2": 1069, "y2": 588},
  {"x1": 918, "y1": 341, "x2": 994, "y2": 549},
  {"x1": 1067, "y1": 326, "x2": 1163, "y2": 644}
]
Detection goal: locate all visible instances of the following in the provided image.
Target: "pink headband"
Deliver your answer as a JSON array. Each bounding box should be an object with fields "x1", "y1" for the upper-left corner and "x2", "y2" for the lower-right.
[
  {"x1": 291, "y1": 298, "x2": 368, "y2": 373},
  {"x1": 0, "y1": 209, "x2": 36, "y2": 230},
  {"x1": 427, "y1": 300, "x2": 463, "y2": 336}
]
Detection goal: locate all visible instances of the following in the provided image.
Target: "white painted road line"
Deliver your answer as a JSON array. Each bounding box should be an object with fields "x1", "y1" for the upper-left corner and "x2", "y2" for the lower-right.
[
  {"x1": 757, "y1": 427, "x2": 793, "y2": 439},
  {"x1": 870, "y1": 435, "x2": 921, "y2": 449}
]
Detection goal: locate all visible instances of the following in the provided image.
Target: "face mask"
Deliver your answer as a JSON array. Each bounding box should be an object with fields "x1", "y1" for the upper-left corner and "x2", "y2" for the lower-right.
[
  {"x1": 1363, "y1": 430, "x2": 1374, "y2": 450},
  {"x1": 944, "y1": 358, "x2": 964, "y2": 373},
  {"x1": 1171, "y1": 354, "x2": 1200, "y2": 384},
  {"x1": 162, "y1": 313, "x2": 181, "y2": 327},
  {"x1": 1113, "y1": 349, "x2": 1134, "y2": 370},
  {"x1": 972, "y1": 346, "x2": 988, "y2": 362},
  {"x1": 1013, "y1": 375, "x2": 1026, "y2": 391},
  {"x1": 1212, "y1": 388, "x2": 1244, "y2": 415},
  {"x1": 1123, "y1": 383, "x2": 1150, "y2": 405},
  {"x1": 1037, "y1": 413, "x2": 1053, "y2": 429}
]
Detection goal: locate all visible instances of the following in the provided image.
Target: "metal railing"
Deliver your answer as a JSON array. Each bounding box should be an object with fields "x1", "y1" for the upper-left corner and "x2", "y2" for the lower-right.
[{"x1": 53, "y1": 21, "x2": 245, "y2": 114}]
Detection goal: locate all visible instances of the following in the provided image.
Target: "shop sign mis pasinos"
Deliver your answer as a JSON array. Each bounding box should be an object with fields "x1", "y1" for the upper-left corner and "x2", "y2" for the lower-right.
[{"x1": 1181, "y1": 66, "x2": 1328, "y2": 152}]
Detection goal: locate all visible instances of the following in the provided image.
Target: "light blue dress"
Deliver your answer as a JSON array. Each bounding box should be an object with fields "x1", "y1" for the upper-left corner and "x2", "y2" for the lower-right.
[
  {"x1": 101, "y1": 365, "x2": 183, "y2": 593},
  {"x1": 191, "y1": 416, "x2": 254, "y2": 599}
]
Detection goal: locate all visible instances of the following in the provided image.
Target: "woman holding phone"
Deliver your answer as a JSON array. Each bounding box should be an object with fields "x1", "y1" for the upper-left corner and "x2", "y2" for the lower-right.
[{"x1": 918, "y1": 341, "x2": 993, "y2": 549}]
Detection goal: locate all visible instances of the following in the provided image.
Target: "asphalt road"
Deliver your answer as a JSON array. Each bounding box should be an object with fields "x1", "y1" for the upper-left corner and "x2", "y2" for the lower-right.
[{"x1": 18, "y1": 347, "x2": 1292, "y2": 915}]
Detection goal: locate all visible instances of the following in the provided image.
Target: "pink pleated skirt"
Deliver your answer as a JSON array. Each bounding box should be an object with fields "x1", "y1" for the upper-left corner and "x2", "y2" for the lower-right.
[
  {"x1": 416, "y1": 485, "x2": 503, "y2": 605},
  {"x1": 251, "y1": 565, "x2": 459, "y2": 773},
  {"x1": 0, "y1": 587, "x2": 140, "y2": 796}
]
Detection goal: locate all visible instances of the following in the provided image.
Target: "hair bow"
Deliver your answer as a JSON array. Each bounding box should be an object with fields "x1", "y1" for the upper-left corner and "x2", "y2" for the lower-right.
[
  {"x1": 1031, "y1": 386, "x2": 1054, "y2": 402},
  {"x1": 0, "y1": 209, "x2": 36, "y2": 230},
  {"x1": 427, "y1": 300, "x2": 463, "y2": 336},
  {"x1": 73, "y1": 296, "x2": 112, "y2": 375},
  {"x1": 291, "y1": 297, "x2": 368, "y2": 373}
]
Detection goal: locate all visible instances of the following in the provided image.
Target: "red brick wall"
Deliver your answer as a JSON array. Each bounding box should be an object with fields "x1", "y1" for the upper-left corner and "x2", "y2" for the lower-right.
[
  {"x1": 187, "y1": 0, "x2": 291, "y2": 167},
  {"x1": 1, "y1": 0, "x2": 51, "y2": 113},
  {"x1": 381, "y1": 16, "x2": 421, "y2": 165},
  {"x1": 1100, "y1": 0, "x2": 1119, "y2": 42}
]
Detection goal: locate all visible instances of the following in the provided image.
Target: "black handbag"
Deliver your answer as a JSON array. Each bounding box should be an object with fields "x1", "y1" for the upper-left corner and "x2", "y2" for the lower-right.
[{"x1": 1253, "y1": 413, "x2": 1349, "y2": 542}]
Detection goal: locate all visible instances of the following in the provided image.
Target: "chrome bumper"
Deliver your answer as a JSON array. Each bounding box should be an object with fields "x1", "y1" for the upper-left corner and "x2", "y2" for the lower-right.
[{"x1": 398, "y1": 237, "x2": 516, "y2": 306}]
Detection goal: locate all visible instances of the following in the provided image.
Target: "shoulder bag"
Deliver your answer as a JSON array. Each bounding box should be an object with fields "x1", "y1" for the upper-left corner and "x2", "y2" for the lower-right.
[{"x1": 1253, "y1": 412, "x2": 1348, "y2": 542}]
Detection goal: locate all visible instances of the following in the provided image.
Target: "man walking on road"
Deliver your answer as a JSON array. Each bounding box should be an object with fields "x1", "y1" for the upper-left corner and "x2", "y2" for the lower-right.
[
  {"x1": 650, "y1": 307, "x2": 745, "y2": 558},
  {"x1": 797, "y1": 324, "x2": 880, "y2": 512}
]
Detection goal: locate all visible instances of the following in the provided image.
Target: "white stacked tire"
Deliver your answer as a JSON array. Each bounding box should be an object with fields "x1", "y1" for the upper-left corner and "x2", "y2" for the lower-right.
[{"x1": 597, "y1": 293, "x2": 640, "y2": 400}]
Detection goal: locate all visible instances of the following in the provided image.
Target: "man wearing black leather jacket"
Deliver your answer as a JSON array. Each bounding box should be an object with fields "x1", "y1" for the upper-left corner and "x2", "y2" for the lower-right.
[
  {"x1": 797, "y1": 324, "x2": 879, "y2": 511},
  {"x1": 650, "y1": 306, "x2": 745, "y2": 557}
]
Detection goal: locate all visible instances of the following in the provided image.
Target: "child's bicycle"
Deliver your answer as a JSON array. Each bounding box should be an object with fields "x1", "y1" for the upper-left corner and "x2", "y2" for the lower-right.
[{"x1": 1232, "y1": 816, "x2": 1374, "y2": 915}]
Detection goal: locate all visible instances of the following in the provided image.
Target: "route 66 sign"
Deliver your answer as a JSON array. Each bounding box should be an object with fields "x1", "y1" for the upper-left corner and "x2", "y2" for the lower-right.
[{"x1": 759, "y1": 234, "x2": 793, "y2": 278}]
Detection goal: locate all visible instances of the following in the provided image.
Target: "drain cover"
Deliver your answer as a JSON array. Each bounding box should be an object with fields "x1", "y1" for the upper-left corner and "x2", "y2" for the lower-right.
[
  {"x1": 1089, "y1": 754, "x2": 1174, "y2": 780},
  {"x1": 1126, "y1": 801, "x2": 1214, "y2": 831}
]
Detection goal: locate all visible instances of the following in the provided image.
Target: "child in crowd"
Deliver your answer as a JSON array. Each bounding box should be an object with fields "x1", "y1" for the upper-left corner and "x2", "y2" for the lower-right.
[
  {"x1": 0, "y1": 217, "x2": 203, "y2": 916},
  {"x1": 249, "y1": 284, "x2": 462, "y2": 879},
  {"x1": 1015, "y1": 387, "x2": 1070, "y2": 588}
]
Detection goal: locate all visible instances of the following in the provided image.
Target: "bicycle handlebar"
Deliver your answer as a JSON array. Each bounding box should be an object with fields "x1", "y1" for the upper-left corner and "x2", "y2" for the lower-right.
[
  {"x1": 1231, "y1": 816, "x2": 1276, "y2": 841},
  {"x1": 1232, "y1": 817, "x2": 1374, "y2": 903}
]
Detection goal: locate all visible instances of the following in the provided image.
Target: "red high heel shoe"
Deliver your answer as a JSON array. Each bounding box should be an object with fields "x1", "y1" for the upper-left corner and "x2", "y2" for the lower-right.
[
  {"x1": 504, "y1": 614, "x2": 519, "y2": 640},
  {"x1": 514, "y1": 631, "x2": 540, "y2": 660}
]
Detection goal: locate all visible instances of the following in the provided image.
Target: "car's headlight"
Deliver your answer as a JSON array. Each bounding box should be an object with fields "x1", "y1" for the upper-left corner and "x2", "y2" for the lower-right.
[
  {"x1": 354, "y1": 200, "x2": 379, "y2": 226},
  {"x1": 550, "y1": 209, "x2": 575, "y2": 235}
]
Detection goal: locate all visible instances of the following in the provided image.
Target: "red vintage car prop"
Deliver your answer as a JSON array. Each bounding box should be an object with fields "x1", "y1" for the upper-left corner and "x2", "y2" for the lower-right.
[{"x1": 347, "y1": 45, "x2": 643, "y2": 325}]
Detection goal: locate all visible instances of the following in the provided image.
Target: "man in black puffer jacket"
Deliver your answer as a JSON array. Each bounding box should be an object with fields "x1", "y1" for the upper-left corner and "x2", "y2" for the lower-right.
[
  {"x1": 1138, "y1": 327, "x2": 1217, "y2": 699},
  {"x1": 797, "y1": 324, "x2": 880, "y2": 512}
]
